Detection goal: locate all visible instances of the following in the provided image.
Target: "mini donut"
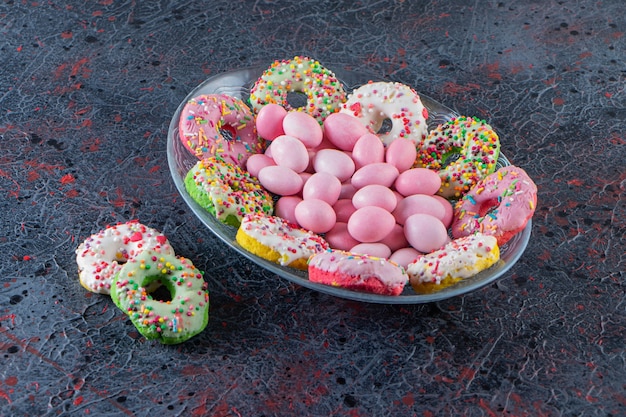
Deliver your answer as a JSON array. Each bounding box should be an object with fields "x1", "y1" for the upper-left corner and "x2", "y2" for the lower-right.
[
  {"x1": 407, "y1": 233, "x2": 500, "y2": 294},
  {"x1": 236, "y1": 213, "x2": 329, "y2": 270},
  {"x1": 340, "y1": 81, "x2": 429, "y2": 147},
  {"x1": 415, "y1": 116, "x2": 501, "y2": 198},
  {"x1": 249, "y1": 56, "x2": 347, "y2": 124},
  {"x1": 111, "y1": 250, "x2": 209, "y2": 345},
  {"x1": 308, "y1": 249, "x2": 408, "y2": 296},
  {"x1": 451, "y1": 165, "x2": 537, "y2": 246},
  {"x1": 179, "y1": 94, "x2": 264, "y2": 168},
  {"x1": 75, "y1": 220, "x2": 174, "y2": 294},
  {"x1": 184, "y1": 157, "x2": 274, "y2": 228}
]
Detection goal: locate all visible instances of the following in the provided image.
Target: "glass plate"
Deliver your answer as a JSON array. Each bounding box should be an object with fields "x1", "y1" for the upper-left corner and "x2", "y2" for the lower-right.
[{"x1": 166, "y1": 65, "x2": 532, "y2": 304}]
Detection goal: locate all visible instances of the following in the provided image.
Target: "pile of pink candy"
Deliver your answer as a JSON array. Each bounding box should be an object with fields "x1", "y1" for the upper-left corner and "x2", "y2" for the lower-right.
[{"x1": 245, "y1": 104, "x2": 453, "y2": 268}]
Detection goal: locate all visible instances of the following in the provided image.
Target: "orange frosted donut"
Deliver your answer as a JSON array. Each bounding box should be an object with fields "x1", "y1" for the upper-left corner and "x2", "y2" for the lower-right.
[
  {"x1": 179, "y1": 94, "x2": 264, "y2": 168},
  {"x1": 451, "y1": 165, "x2": 537, "y2": 246}
]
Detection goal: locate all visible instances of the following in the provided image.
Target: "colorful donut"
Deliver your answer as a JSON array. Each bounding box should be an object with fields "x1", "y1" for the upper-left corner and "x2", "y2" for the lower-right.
[
  {"x1": 75, "y1": 220, "x2": 174, "y2": 294},
  {"x1": 340, "y1": 81, "x2": 429, "y2": 147},
  {"x1": 407, "y1": 233, "x2": 500, "y2": 294},
  {"x1": 415, "y1": 116, "x2": 500, "y2": 198},
  {"x1": 236, "y1": 213, "x2": 329, "y2": 270},
  {"x1": 249, "y1": 56, "x2": 346, "y2": 124},
  {"x1": 308, "y1": 249, "x2": 408, "y2": 296},
  {"x1": 179, "y1": 94, "x2": 264, "y2": 168},
  {"x1": 111, "y1": 250, "x2": 209, "y2": 345},
  {"x1": 451, "y1": 165, "x2": 537, "y2": 246},
  {"x1": 184, "y1": 156, "x2": 273, "y2": 227}
]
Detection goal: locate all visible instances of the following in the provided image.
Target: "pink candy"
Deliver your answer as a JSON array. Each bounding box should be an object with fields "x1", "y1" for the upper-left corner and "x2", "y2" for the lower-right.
[{"x1": 252, "y1": 109, "x2": 452, "y2": 258}]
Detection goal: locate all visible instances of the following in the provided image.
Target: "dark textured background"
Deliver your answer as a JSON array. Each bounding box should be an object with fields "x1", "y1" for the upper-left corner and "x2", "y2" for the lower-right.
[{"x1": 1, "y1": 1, "x2": 624, "y2": 416}]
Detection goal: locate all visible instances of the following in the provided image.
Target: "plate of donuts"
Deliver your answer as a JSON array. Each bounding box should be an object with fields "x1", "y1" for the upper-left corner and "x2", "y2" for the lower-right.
[{"x1": 166, "y1": 63, "x2": 532, "y2": 304}]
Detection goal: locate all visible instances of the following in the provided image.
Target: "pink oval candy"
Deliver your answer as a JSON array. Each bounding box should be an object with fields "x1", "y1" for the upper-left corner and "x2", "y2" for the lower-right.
[
  {"x1": 386, "y1": 137, "x2": 417, "y2": 173},
  {"x1": 393, "y1": 194, "x2": 447, "y2": 225},
  {"x1": 256, "y1": 104, "x2": 286, "y2": 140},
  {"x1": 389, "y1": 247, "x2": 422, "y2": 269},
  {"x1": 275, "y1": 195, "x2": 303, "y2": 225},
  {"x1": 352, "y1": 184, "x2": 397, "y2": 212},
  {"x1": 347, "y1": 206, "x2": 395, "y2": 243},
  {"x1": 333, "y1": 199, "x2": 356, "y2": 223},
  {"x1": 303, "y1": 172, "x2": 341, "y2": 205},
  {"x1": 258, "y1": 165, "x2": 303, "y2": 196},
  {"x1": 313, "y1": 149, "x2": 355, "y2": 182},
  {"x1": 283, "y1": 111, "x2": 323, "y2": 148},
  {"x1": 378, "y1": 223, "x2": 409, "y2": 252},
  {"x1": 323, "y1": 112, "x2": 369, "y2": 151},
  {"x1": 403, "y1": 213, "x2": 448, "y2": 253},
  {"x1": 351, "y1": 162, "x2": 399, "y2": 189},
  {"x1": 394, "y1": 168, "x2": 442, "y2": 196},
  {"x1": 246, "y1": 154, "x2": 275, "y2": 178},
  {"x1": 294, "y1": 199, "x2": 336, "y2": 234},
  {"x1": 270, "y1": 135, "x2": 309, "y2": 173},
  {"x1": 352, "y1": 133, "x2": 385, "y2": 169},
  {"x1": 432, "y1": 194, "x2": 454, "y2": 228},
  {"x1": 350, "y1": 242, "x2": 392, "y2": 259},
  {"x1": 339, "y1": 181, "x2": 357, "y2": 200},
  {"x1": 325, "y1": 222, "x2": 360, "y2": 251}
]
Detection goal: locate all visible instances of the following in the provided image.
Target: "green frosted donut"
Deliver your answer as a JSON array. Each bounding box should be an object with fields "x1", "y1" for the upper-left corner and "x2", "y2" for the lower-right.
[
  {"x1": 111, "y1": 250, "x2": 209, "y2": 345},
  {"x1": 184, "y1": 156, "x2": 273, "y2": 227}
]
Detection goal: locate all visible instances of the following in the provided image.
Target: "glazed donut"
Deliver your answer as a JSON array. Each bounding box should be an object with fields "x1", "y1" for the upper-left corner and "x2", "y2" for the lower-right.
[
  {"x1": 111, "y1": 250, "x2": 209, "y2": 345},
  {"x1": 249, "y1": 56, "x2": 346, "y2": 124},
  {"x1": 415, "y1": 116, "x2": 500, "y2": 198},
  {"x1": 184, "y1": 156, "x2": 273, "y2": 227},
  {"x1": 308, "y1": 249, "x2": 408, "y2": 296},
  {"x1": 451, "y1": 165, "x2": 537, "y2": 246},
  {"x1": 407, "y1": 233, "x2": 500, "y2": 294},
  {"x1": 76, "y1": 220, "x2": 174, "y2": 294},
  {"x1": 236, "y1": 213, "x2": 329, "y2": 270},
  {"x1": 340, "y1": 81, "x2": 429, "y2": 147},
  {"x1": 179, "y1": 94, "x2": 264, "y2": 168}
]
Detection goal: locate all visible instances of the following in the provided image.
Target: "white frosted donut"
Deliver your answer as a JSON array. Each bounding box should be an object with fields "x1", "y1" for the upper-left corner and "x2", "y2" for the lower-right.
[
  {"x1": 340, "y1": 81, "x2": 429, "y2": 147},
  {"x1": 75, "y1": 221, "x2": 174, "y2": 294}
]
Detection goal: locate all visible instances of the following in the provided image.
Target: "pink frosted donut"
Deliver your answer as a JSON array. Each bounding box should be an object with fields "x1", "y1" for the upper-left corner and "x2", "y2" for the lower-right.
[
  {"x1": 179, "y1": 94, "x2": 263, "y2": 168},
  {"x1": 75, "y1": 220, "x2": 174, "y2": 294},
  {"x1": 340, "y1": 81, "x2": 429, "y2": 147},
  {"x1": 308, "y1": 249, "x2": 407, "y2": 296},
  {"x1": 451, "y1": 165, "x2": 537, "y2": 246}
]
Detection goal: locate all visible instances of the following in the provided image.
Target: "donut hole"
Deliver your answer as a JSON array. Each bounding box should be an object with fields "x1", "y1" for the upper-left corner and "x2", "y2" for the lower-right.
[
  {"x1": 146, "y1": 280, "x2": 172, "y2": 302},
  {"x1": 286, "y1": 91, "x2": 308, "y2": 109},
  {"x1": 440, "y1": 149, "x2": 462, "y2": 168},
  {"x1": 219, "y1": 124, "x2": 237, "y2": 141},
  {"x1": 376, "y1": 118, "x2": 393, "y2": 135},
  {"x1": 478, "y1": 198, "x2": 500, "y2": 218}
]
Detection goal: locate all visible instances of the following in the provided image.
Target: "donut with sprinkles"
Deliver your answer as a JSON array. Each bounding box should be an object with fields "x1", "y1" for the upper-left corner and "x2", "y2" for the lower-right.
[
  {"x1": 451, "y1": 165, "x2": 537, "y2": 246},
  {"x1": 249, "y1": 56, "x2": 346, "y2": 124},
  {"x1": 179, "y1": 94, "x2": 263, "y2": 168},
  {"x1": 416, "y1": 116, "x2": 501, "y2": 199},
  {"x1": 184, "y1": 156, "x2": 273, "y2": 227},
  {"x1": 111, "y1": 250, "x2": 209, "y2": 345}
]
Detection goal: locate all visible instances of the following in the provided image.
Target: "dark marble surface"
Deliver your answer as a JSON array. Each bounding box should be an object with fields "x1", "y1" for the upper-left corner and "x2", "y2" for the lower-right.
[{"x1": 1, "y1": 1, "x2": 624, "y2": 416}]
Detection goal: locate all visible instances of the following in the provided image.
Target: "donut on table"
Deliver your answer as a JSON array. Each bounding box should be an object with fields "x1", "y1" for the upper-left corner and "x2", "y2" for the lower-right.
[
  {"x1": 249, "y1": 56, "x2": 346, "y2": 124},
  {"x1": 111, "y1": 250, "x2": 209, "y2": 345},
  {"x1": 451, "y1": 165, "x2": 537, "y2": 246},
  {"x1": 179, "y1": 94, "x2": 264, "y2": 168},
  {"x1": 236, "y1": 213, "x2": 329, "y2": 270},
  {"x1": 340, "y1": 81, "x2": 429, "y2": 147},
  {"x1": 184, "y1": 156, "x2": 274, "y2": 227},
  {"x1": 407, "y1": 233, "x2": 500, "y2": 294},
  {"x1": 75, "y1": 220, "x2": 174, "y2": 294},
  {"x1": 308, "y1": 249, "x2": 408, "y2": 296},
  {"x1": 415, "y1": 116, "x2": 500, "y2": 198}
]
